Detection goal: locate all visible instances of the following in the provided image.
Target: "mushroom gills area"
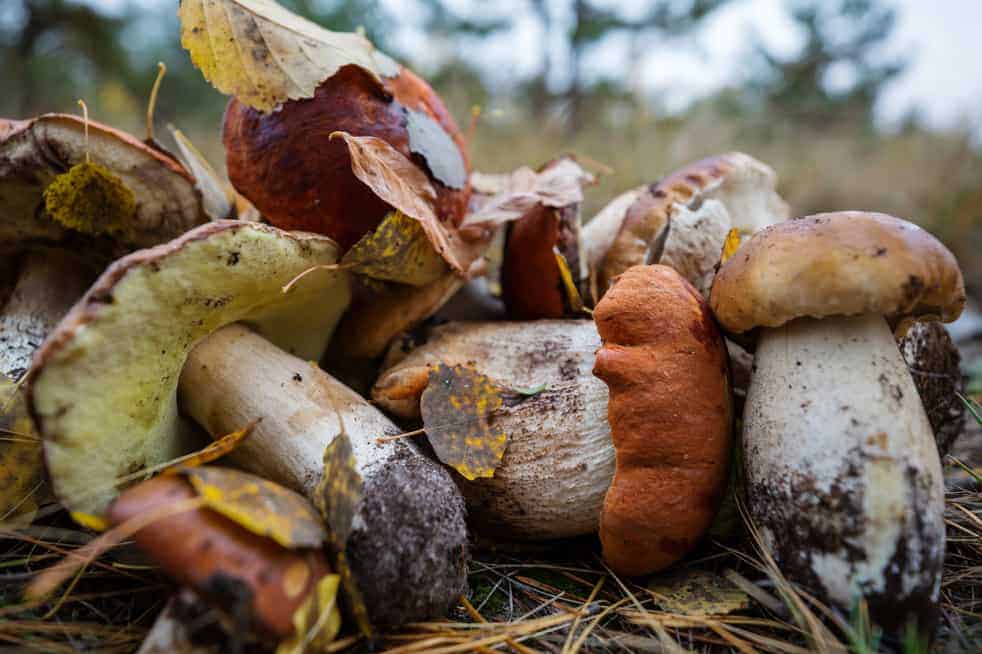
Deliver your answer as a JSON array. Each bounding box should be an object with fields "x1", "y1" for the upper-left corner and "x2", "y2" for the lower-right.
[
  {"x1": 179, "y1": 324, "x2": 469, "y2": 627},
  {"x1": 1, "y1": 250, "x2": 94, "y2": 379},
  {"x1": 744, "y1": 313, "x2": 944, "y2": 630}
]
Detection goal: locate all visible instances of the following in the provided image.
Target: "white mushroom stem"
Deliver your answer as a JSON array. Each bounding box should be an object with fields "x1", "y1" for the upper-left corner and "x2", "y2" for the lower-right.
[
  {"x1": 744, "y1": 314, "x2": 944, "y2": 621},
  {"x1": 373, "y1": 320, "x2": 615, "y2": 540},
  {"x1": 180, "y1": 324, "x2": 406, "y2": 496},
  {"x1": 0, "y1": 250, "x2": 93, "y2": 379},
  {"x1": 178, "y1": 323, "x2": 468, "y2": 627}
]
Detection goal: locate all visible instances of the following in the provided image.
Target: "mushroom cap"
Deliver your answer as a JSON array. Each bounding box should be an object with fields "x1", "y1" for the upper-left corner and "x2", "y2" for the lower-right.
[
  {"x1": 108, "y1": 470, "x2": 334, "y2": 643},
  {"x1": 710, "y1": 212, "x2": 966, "y2": 334},
  {"x1": 593, "y1": 265, "x2": 732, "y2": 576},
  {"x1": 584, "y1": 152, "x2": 788, "y2": 297},
  {"x1": 29, "y1": 221, "x2": 350, "y2": 516},
  {"x1": 0, "y1": 113, "x2": 206, "y2": 255},
  {"x1": 223, "y1": 64, "x2": 470, "y2": 251}
]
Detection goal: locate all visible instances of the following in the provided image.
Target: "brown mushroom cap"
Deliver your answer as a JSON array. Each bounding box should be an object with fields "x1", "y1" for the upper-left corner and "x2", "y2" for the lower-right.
[
  {"x1": 223, "y1": 64, "x2": 470, "y2": 251},
  {"x1": 0, "y1": 113, "x2": 205, "y2": 253},
  {"x1": 710, "y1": 212, "x2": 966, "y2": 334},
  {"x1": 108, "y1": 470, "x2": 334, "y2": 643},
  {"x1": 593, "y1": 265, "x2": 733, "y2": 576},
  {"x1": 29, "y1": 221, "x2": 350, "y2": 516}
]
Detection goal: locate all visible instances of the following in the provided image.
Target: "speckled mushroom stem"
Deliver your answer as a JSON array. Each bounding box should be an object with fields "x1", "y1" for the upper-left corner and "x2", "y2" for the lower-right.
[
  {"x1": 0, "y1": 250, "x2": 94, "y2": 379},
  {"x1": 744, "y1": 314, "x2": 945, "y2": 632},
  {"x1": 178, "y1": 324, "x2": 469, "y2": 628}
]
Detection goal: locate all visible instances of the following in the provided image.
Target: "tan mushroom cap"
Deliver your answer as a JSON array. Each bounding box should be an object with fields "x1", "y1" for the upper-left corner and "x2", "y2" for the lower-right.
[
  {"x1": 0, "y1": 114, "x2": 206, "y2": 253},
  {"x1": 29, "y1": 221, "x2": 350, "y2": 516},
  {"x1": 710, "y1": 212, "x2": 966, "y2": 334}
]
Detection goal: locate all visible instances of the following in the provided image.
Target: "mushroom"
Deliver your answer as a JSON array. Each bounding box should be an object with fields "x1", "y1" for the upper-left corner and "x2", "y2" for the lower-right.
[
  {"x1": 498, "y1": 157, "x2": 593, "y2": 317},
  {"x1": 710, "y1": 211, "x2": 965, "y2": 631},
  {"x1": 108, "y1": 467, "x2": 339, "y2": 650},
  {"x1": 0, "y1": 113, "x2": 208, "y2": 379},
  {"x1": 582, "y1": 152, "x2": 788, "y2": 300},
  {"x1": 372, "y1": 265, "x2": 732, "y2": 576},
  {"x1": 28, "y1": 220, "x2": 468, "y2": 627},
  {"x1": 899, "y1": 321, "x2": 965, "y2": 457},
  {"x1": 223, "y1": 63, "x2": 470, "y2": 251},
  {"x1": 373, "y1": 319, "x2": 613, "y2": 539}
]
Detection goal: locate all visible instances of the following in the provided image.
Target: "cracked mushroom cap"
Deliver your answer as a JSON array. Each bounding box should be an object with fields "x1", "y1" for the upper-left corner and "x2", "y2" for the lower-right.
[
  {"x1": 0, "y1": 113, "x2": 207, "y2": 254},
  {"x1": 584, "y1": 152, "x2": 788, "y2": 298},
  {"x1": 593, "y1": 265, "x2": 733, "y2": 576},
  {"x1": 710, "y1": 212, "x2": 966, "y2": 334},
  {"x1": 28, "y1": 221, "x2": 350, "y2": 516}
]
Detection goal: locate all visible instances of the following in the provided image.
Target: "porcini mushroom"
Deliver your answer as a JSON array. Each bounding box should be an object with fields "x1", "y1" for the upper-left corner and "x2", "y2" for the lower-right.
[
  {"x1": 583, "y1": 152, "x2": 788, "y2": 299},
  {"x1": 0, "y1": 113, "x2": 208, "y2": 378},
  {"x1": 373, "y1": 265, "x2": 733, "y2": 576},
  {"x1": 710, "y1": 211, "x2": 965, "y2": 631},
  {"x1": 108, "y1": 467, "x2": 340, "y2": 650},
  {"x1": 373, "y1": 320, "x2": 613, "y2": 539},
  {"x1": 223, "y1": 62, "x2": 470, "y2": 250},
  {"x1": 29, "y1": 220, "x2": 468, "y2": 627}
]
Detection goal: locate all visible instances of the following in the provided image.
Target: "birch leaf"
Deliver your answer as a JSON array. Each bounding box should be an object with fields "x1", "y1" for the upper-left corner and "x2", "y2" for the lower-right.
[
  {"x1": 341, "y1": 211, "x2": 447, "y2": 286},
  {"x1": 179, "y1": 0, "x2": 381, "y2": 112}
]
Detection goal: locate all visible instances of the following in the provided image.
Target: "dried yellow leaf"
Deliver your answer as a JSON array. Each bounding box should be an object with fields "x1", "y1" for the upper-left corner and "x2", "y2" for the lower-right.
[
  {"x1": 184, "y1": 466, "x2": 326, "y2": 549},
  {"x1": 720, "y1": 227, "x2": 741, "y2": 264},
  {"x1": 277, "y1": 573, "x2": 342, "y2": 654},
  {"x1": 0, "y1": 377, "x2": 46, "y2": 527},
  {"x1": 179, "y1": 0, "x2": 382, "y2": 113},
  {"x1": 161, "y1": 421, "x2": 256, "y2": 474},
  {"x1": 647, "y1": 568, "x2": 750, "y2": 617},
  {"x1": 342, "y1": 211, "x2": 447, "y2": 286},
  {"x1": 69, "y1": 512, "x2": 109, "y2": 532},
  {"x1": 421, "y1": 364, "x2": 507, "y2": 480},
  {"x1": 554, "y1": 249, "x2": 586, "y2": 315}
]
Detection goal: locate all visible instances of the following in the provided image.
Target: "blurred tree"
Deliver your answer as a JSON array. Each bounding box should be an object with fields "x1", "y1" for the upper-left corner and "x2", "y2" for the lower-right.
[
  {"x1": 416, "y1": 0, "x2": 730, "y2": 130},
  {"x1": 0, "y1": 0, "x2": 137, "y2": 115},
  {"x1": 747, "y1": 0, "x2": 905, "y2": 126}
]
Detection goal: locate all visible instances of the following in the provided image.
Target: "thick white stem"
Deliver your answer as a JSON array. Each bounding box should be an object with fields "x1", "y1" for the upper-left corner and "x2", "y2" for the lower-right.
[
  {"x1": 744, "y1": 314, "x2": 944, "y2": 628},
  {"x1": 1, "y1": 250, "x2": 94, "y2": 379},
  {"x1": 180, "y1": 324, "x2": 404, "y2": 496},
  {"x1": 178, "y1": 324, "x2": 468, "y2": 627}
]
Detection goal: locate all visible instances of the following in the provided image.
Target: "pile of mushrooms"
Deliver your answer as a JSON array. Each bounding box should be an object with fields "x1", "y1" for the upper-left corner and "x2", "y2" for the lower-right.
[{"x1": 4, "y1": 5, "x2": 971, "y2": 651}]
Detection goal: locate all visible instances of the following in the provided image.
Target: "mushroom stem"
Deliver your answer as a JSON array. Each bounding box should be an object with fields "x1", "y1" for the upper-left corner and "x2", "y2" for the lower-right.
[
  {"x1": 745, "y1": 313, "x2": 945, "y2": 630},
  {"x1": 1, "y1": 250, "x2": 94, "y2": 379},
  {"x1": 179, "y1": 324, "x2": 468, "y2": 627}
]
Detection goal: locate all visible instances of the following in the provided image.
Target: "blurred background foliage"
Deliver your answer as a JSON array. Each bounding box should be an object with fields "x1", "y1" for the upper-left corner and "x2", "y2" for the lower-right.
[{"x1": 1, "y1": 0, "x2": 979, "y2": 296}]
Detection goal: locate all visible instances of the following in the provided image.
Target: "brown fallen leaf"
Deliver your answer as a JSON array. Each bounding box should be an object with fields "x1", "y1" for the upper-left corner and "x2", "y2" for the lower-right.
[
  {"x1": 184, "y1": 466, "x2": 327, "y2": 549},
  {"x1": 420, "y1": 364, "x2": 507, "y2": 480},
  {"x1": 464, "y1": 158, "x2": 595, "y2": 227},
  {"x1": 179, "y1": 0, "x2": 386, "y2": 113},
  {"x1": 161, "y1": 421, "x2": 257, "y2": 474}
]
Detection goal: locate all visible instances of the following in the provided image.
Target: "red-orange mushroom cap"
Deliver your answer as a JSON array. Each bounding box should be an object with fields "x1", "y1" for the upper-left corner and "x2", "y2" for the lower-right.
[
  {"x1": 592, "y1": 264, "x2": 733, "y2": 576},
  {"x1": 223, "y1": 64, "x2": 471, "y2": 250}
]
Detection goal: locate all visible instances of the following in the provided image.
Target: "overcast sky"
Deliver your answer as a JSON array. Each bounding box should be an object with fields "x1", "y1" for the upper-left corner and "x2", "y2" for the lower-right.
[{"x1": 87, "y1": 0, "x2": 982, "y2": 132}]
